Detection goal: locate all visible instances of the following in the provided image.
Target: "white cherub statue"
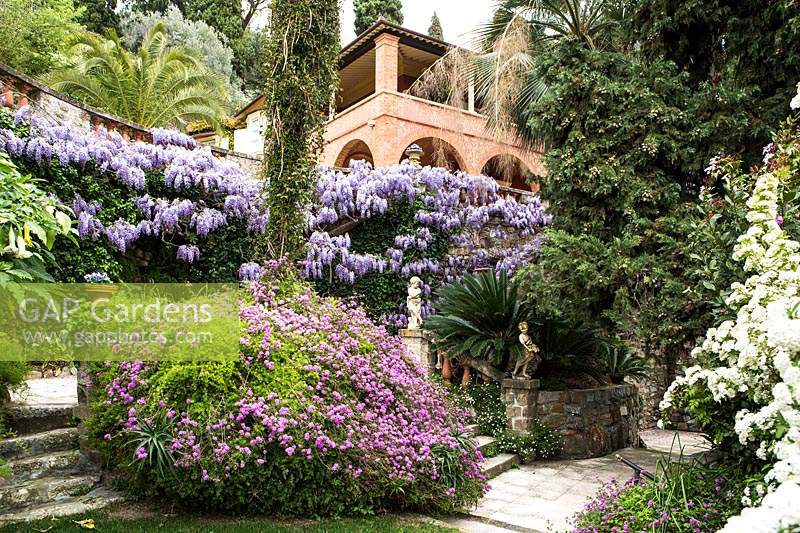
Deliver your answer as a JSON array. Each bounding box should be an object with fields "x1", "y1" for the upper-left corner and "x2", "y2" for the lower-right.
[
  {"x1": 407, "y1": 276, "x2": 423, "y2": 329},
  {"x1": 513, "y1": 321, "x2": 541, "y2": 379}
]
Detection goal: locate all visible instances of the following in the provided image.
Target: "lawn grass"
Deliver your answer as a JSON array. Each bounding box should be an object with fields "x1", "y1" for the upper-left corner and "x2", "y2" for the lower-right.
[{"x1": 1, "y1": 511, "x2": 455, "y2": 533}]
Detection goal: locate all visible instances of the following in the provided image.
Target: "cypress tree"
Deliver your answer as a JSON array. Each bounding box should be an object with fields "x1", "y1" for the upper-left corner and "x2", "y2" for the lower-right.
[
  {"x1": 428, "y1": 12, "x2": 443, "y2": 40},
  {"x1": 354, "y1": 0, "x2": 403, "y2": 35}
]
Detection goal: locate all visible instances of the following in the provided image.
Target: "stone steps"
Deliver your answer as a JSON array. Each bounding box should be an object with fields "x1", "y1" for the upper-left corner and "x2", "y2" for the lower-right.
[
  {"x1": 0, "y1": 428, "x2": 80, "y2": 461},
  {"x1": 464, "y1": 423, "x2": 480, "y2": 436},
  {"x1": 6, "y1": 449, "x2": 87, "y2": 482},
  {"x1": 0, "y1": 473, "x2": 99, "y2": 511},
  {"x1": 0, "y1": 393, "x2": 123, "y2": 523},
  {"x1": 0, "y1": 486, "x2": 124, "y2": 523},
  {"x1": 6, "y1": 405, "x2": 75, "y2": 435},
  {"x1": 482, "y1": 453, "x2": 520, "y2": 478},
  {"x1": 474, "y1": 435, "x2": 496, "y2": 455}
]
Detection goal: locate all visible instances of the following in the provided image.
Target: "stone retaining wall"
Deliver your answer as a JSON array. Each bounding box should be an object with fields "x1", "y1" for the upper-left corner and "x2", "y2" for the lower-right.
[
  {"x1": 537, "y1": 384, "x2": 640, "y2": 458},
  {"x1": 502, "y1": 379, "x2": 640, "y2": 459}
]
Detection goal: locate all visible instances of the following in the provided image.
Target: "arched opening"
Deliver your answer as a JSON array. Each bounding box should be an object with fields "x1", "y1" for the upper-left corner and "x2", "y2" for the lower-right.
[
  {"x1": 481, "y1": 154, "x2": 534, "y2": 191},
  {"x1": 335, "y1": 139, "x2": 374, "y2": 168},
  {"x1": 400, "y1": 137, "x2": 463, "y2": 171}
]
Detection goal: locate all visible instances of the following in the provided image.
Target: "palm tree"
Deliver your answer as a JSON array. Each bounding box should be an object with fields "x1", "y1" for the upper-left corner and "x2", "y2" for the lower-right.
[
  {"x1": 472, "y1": 0, "x2": 626, "y2": 146},
  {"x1": 47, "y1": 23, "x2": 228, "y2": 129}
]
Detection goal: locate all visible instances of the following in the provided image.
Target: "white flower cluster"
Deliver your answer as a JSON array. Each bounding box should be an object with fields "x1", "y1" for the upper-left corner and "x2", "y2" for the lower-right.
[
  {"x1": 720, "y1": 480, "x2": 800, "y2": 532},
  {"x1": 791, "y1": 82, "x2": 800, "y2": 110},
  {"x1": 662, "y1": 144, "x2": 800, "y2": 531}
]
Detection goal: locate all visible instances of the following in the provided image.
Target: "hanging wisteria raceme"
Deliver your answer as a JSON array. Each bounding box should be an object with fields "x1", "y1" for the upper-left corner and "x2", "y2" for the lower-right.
[
  {"x1": 304, "y1": 160, "x2": 551, "y2": 325},
  {"x1": 0, "y1": 107, "x2": 267, "y2": 259}
]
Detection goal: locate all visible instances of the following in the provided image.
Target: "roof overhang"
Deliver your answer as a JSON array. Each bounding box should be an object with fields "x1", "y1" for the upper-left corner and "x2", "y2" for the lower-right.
[{"x1": 339, "y1": 19, "x2": 452, "y2": 70}]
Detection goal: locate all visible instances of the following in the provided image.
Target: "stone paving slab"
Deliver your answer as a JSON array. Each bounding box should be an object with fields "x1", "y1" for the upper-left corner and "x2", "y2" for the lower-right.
[
  {"x1": 467, "y1": 447, "x2": 668, "y2": 533},
  {"x1": 10, "y1": 375, "x2": 77, "y2": 407},
  {"x1": 639, "y1": 428, "x2": 711, "y2": 458}
]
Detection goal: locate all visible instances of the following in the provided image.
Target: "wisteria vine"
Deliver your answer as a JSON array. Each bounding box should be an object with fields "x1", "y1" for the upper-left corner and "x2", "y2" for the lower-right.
[
  {"x1": 0, "y1": 107, "x2": 267, "y2": 265},
  {"x1": 304, "y1": 160, "x2": 551, "y2": 326}
]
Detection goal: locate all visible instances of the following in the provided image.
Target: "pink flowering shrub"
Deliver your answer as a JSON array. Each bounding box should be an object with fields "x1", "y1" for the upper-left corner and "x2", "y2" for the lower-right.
[{"x1": 87, "y1": 262, "x2": 487, "y2": 515}]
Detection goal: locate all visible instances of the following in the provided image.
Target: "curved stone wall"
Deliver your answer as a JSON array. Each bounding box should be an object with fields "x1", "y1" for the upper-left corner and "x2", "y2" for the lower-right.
[{"x1": 502, "y1": 380, "x2": 640, "y2": 459}]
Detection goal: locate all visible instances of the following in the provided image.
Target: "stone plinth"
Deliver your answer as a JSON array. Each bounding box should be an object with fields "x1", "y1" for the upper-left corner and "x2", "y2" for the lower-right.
[
  {"x1": 400, "y1": 329, "x2": 435, "y2": 374},
  {"x1": 501, "y1": 378, "x2": 540, "y2": 432}
]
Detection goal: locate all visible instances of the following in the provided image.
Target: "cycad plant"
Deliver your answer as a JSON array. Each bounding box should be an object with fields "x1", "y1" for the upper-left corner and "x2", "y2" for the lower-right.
[
  {"x1": 601, "y1": 341, "x2": 648, "y2": 384},
  {"x1": 426, "y1": 270, "x2": 528, "y2": 367},
  {"x1": 528, "y1": 314, "x2": 605, "y2": 378},
  {"x1": 47, "y1": 23, "x2": 227, "y2": 129}
]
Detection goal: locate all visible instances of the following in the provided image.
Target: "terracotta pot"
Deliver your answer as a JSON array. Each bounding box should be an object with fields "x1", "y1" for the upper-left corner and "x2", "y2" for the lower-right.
[
  {"x1": 481, "y1": 372, "x2": 491, "y2": 383},
  {"x1": 441, "y1": 357, "x2": 452, "y2": 380},
  {"x1": 460, "y1": 364, "x2": 472, "y2": 389}
]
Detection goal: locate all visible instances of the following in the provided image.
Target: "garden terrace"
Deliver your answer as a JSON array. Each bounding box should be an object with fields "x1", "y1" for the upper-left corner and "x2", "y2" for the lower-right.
[{"x1": 224, "y1": 20, "x2": 543, "y2": 192}]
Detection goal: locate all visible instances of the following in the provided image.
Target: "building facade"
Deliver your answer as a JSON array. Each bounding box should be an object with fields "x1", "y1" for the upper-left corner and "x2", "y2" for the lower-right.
[{"x1": 213, "y1": 20, "x2": 543, "y2": 190}]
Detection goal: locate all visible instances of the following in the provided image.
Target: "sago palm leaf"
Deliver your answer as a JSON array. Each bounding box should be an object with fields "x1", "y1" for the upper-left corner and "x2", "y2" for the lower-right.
[{"x1": 427, "y1": 270, "x2": 528, "y2": 367}]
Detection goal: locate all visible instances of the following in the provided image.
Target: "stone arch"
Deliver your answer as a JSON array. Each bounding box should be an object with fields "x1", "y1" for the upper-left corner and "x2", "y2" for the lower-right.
[
  {"x1": 481, "y1": 154, "x2": 535, "y2": 191},
  {"x1": 335, "y1": 139, "x2": 374, "y2": 167},
  {"x1": 399, "y1": 137, "x2": 465, "y2": 172}
]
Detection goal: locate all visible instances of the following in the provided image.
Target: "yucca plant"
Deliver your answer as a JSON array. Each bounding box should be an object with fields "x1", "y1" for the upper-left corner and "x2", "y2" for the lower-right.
[
  {"x1": 126, "y1": 413, "x2": 175, "y2": 479},
  {"x1": 601, "y1": 342, "x2": 649, "y2": 384},
  {"x1": 426, "y1": 270, "x2": 528, "y2": 367}
]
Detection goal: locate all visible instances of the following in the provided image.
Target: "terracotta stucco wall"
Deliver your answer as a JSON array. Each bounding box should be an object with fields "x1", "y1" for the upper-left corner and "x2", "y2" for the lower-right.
[{"x1": 321, "y1": 90, "x2": 544, "y2": 178}]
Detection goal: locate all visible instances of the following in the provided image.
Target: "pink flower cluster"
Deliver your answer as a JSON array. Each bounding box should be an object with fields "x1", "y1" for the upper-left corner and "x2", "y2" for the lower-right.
[{"x1": 96, "y1": 264, "x2": 487, "y2": 508}]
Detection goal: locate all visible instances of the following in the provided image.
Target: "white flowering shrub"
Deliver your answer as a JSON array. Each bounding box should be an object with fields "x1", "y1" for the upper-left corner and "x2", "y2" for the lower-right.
[{"x1": 660, "y1": 117, "x2": 800, "y2": 531}]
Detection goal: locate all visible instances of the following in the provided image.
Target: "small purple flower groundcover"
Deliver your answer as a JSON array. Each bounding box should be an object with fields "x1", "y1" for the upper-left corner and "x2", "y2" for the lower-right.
[
  {"x1": 84, "y1": 272, "x2": 112, "y2": 283},
  {"x1": 89, "y1": 262, "x2": 487, "y2": 515},
  {"x1": 570, "y1": 465, "x2": 744, "y2": 533}
]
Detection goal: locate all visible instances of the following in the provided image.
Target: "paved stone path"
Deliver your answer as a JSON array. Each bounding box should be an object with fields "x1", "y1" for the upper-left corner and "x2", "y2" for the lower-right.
[
  {"x1": 10, "y1": 373, "x2": 77, "y2": 407},
  {"x1": 443, "y1": 430, "x2": 709, "y2": 533}
]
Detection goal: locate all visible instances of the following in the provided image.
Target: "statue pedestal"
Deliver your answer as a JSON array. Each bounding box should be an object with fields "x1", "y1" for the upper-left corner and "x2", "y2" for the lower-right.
[
  {"x1": 501, "y1": 378, "x2": 540, "y2": 432},
  {"x1": 400, "y1": 328, "x2": 436, "y2": 374}
]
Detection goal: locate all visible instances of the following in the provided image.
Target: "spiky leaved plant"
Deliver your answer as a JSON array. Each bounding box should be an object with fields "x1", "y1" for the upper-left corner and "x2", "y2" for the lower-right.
[{"x1": 426, "y1": 270, "x2": 527, "y2": 368}]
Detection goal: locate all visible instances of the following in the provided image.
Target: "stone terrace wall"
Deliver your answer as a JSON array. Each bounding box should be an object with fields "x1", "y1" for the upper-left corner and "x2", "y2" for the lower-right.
[
  {"x1": 0, "y1": 63, "x2": 262, "y2": 178},
  {"x1": 537, "y1": 384, "x2": 640, "y2": 459}
]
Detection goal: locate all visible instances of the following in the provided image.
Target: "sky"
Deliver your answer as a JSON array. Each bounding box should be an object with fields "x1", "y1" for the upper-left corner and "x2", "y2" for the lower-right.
[{"x1": 338, "y1": 0, "x2": 495, "y2": 48}]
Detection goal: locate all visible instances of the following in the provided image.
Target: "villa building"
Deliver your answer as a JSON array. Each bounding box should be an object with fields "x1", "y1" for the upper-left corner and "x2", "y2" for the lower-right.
[{"x1": 200, "y1": 19, "x2": 543, "y2": 191}]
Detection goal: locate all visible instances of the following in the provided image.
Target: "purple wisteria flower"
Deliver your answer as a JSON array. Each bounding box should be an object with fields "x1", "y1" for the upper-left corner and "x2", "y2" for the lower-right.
[
  {"x1": 0, "y1": 109, "x2": 268, "y2": 260},
  {"x1": 176, "y1": 245, "x2": 200, "y2": 264},
  {"x1": 304, "y1": 161, "x2": 551, "y2": 321}
]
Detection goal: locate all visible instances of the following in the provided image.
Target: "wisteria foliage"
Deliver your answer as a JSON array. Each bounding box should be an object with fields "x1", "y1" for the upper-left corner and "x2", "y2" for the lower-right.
[
  {"x1": 304, "y1": 160, "x2": 551, "y2": 325},
  {"x1": 0, "y1": 107, "x2": 267, "y2": 264}
]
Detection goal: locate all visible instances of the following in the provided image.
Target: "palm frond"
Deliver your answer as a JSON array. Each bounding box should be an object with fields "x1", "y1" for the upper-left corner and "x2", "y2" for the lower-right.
[{"x1": 45, "y1": 24, "x2": 227, "y2": 129}]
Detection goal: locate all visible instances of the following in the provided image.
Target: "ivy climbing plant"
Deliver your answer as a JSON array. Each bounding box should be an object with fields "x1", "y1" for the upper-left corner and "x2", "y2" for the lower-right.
[{"x1": 261, "y1": 0, "x2": 340, "y2": 259}]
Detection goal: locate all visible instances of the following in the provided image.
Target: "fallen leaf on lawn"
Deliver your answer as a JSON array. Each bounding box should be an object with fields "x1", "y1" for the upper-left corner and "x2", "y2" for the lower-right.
[
  {"x1": 31, "y1": 526, "x2": 53, "y2": 532},
  {"x1": 72, "y1": 518, "x2": 96, "y2": 529}
]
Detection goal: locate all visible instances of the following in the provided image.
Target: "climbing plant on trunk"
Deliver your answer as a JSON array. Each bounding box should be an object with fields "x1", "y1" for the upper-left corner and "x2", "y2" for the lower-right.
[{"x1": 261, "y1": 0, "x2": 339, "y2": 259}]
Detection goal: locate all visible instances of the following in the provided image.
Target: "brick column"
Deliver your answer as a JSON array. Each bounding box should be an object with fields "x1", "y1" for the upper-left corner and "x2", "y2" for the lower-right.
[
  {"x1": 374, "y1": 33, "x2": 400, "y2": 93},
  {"x1": 502, "y1": 378, "x2": 540, "y2": 432}
]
